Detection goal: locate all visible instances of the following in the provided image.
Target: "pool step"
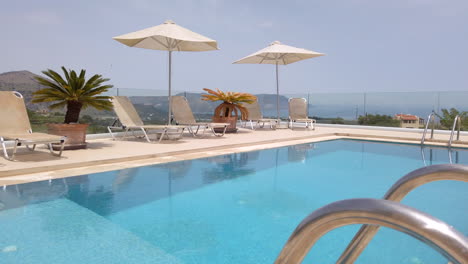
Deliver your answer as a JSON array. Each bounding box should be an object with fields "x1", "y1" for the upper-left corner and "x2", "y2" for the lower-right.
[{"x1": 0, "y1": 198, "x2": 182, "y2": 264}]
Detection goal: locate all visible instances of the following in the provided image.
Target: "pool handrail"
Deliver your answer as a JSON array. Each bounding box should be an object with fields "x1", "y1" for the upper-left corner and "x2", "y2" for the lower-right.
[
  {"x1": 337, "y1": 164, "x2": 468, "y2": 263},
  {"x1": 421, "y1": 111, "x2": 436, "y2": 145},
  {"x1": 274, "y1": 198, "x2": 468, "y2": 264},
  {"x1": 449, "y1": 115, "x2": 462, "y2": 148}
]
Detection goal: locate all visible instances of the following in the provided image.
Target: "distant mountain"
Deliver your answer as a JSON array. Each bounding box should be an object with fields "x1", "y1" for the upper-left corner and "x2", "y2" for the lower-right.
[
  {"x1": 0, "y1": 70, "x2": 47, "y2": 111},
  {"x1": 129, "y1": 92, "x2": 291, "y2": 117},
  {"x1": 130, "y1": 92, "x2": 219, "y2": 114},
  {"x1": 4, "y1": 70, "x2": 441, "y2": 121},
  {"x1": 0, "y1": 70, "x2": 41, "y2": 86},
  {"x1": 0, "y1": 70, "x2": 113, "y2": 117}
]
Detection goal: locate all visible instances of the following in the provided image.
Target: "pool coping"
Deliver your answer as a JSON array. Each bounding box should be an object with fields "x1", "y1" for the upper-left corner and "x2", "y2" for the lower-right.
[
  {"x1": 1, "y1": 132, "x2": 467, "y2": 186},
  {"x1": 1, "y1": 133, "x2": 338, "y2": 179}
]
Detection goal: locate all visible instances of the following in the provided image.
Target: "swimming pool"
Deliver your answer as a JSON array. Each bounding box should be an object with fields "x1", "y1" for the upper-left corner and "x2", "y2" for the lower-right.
[{"x1": 0, "y1": 140, "x2": 467, "y2": 263}]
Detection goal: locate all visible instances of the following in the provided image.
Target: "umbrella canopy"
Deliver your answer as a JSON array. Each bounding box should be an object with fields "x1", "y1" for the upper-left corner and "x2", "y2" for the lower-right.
[
  {"x1": 234, "y1": 41, "x2": 324, "y2": 121},
  {"x1": 113, "y1": 20, "x2": 218, "y2": 124},
  {"x1": 234, "y1": 41, "x2": 323, "y2": 65}
]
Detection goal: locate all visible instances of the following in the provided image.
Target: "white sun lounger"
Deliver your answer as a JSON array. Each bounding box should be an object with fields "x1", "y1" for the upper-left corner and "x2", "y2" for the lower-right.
[
  {"x1": 288, "y1": 98, "x2": 316, "y2": 130},
  {"x1": 241, "y1": 100, "x2": 277, "y2": 130},
  {"x1": 0, "y1": 91, "x2": 66, "y2": 161},
  {"x1": 108, "y1": 96, "x2": 184, "y2": 143},
  {"x1": 171, "y1": 96, "x2": 228, "y2": 137}
]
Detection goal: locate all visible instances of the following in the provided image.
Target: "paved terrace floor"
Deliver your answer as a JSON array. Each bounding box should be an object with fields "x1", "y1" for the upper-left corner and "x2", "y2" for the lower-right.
[{"x1": 2, "y1": 125, "x2": 468, "y2": 185}]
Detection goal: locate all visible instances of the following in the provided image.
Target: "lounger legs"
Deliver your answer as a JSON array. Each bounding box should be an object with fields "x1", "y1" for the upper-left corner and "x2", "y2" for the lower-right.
[
  {"x1": 140, "y1": 127, "x2": 177, "y2": 143},
  {"x1": 186, "y1": 126, "x2": 196, "y2": 137},
  {"x1": 158, "y1": 128, "x2": 167, "y2": 143},
  {"x1": 107, "y1": 126, "x2": 118, "y2": 140},
  {"x1": 140, "y1": 128, "x2": 152, "y2": 143},
  {"x1": 270, "y1": 121, "x2": 277, "y2": 130},
  {"x1": 289, "y1": 120, "x2": 316, "y2": 130},
  {"x1": 1, "y1": 137, "x2": 18, "y2": 161},
  {"x1": 1, "y1": 138, "x2": 64, "y2": 161},
  {"x1": 187, "y1": 125, "x2": 207, "y2": 137},
  {"x1": 48, "y1": 140, "x2": 65, "y2": 157},
  {"x1": 208, "y1": 125, "x2": 226, "y2": 137},
  {"x1": 113, "y1": 127, "x2": 183, "y2": 143},
  {"x1": 186, "y1": 125, "x2": 226, "y2": 137},
  {"x1": 305, "y1": 120, "x2": 316, "y2": 130},
  {"x1": 25, "y1": 144, "x2": 36, "y2": 151}
]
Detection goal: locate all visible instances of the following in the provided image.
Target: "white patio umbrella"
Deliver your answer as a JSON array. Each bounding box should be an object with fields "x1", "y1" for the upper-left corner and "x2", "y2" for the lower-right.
[
  {"x1": 113, "y1": 20, "x2": 218, "y2": 124},
  {"x1": 233, "y1": 41, "x2": 324, "y2": 122}
]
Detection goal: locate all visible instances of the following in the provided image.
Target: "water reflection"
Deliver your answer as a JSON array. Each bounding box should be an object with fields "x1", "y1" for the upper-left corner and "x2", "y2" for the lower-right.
[
  {"x1": 449, "y1": 149, "x2": 460, "y2": 164},
  {"x1": 421, "y1": 147, "x2": 461, "y2": 166},
  {"x1": 3, "y1": 141, "x2": 466, "y2": 219},
  {"x1": 0, "y1": 178, "x2": 73, "y2": 211},
  {"x1": 287, "y1": 143, "x2": 315, "y2": 163},
  {"x1": 1, "y1": 153, "x2": 261, "y2": 216},
  {"x1": 161, "y1": 160, "x2": 193, "y2": 179},
  {"x1": 161, "y1": 160, "x2": 193, "y2": 198},
  {"x1": 112, "y1": 168, "x2": 139, "y2": 192},
  {"x1": 66, "y1": 175, "x2": 116, "y2": 216},
  {"x1": 203, "y1": 152, "x2": 259, "y2": 183}
]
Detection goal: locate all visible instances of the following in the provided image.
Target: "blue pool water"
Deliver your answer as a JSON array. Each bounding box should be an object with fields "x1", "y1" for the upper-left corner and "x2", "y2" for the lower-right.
[{"x1": 0, "y1": 140, "x2": 467, "y2": 264}]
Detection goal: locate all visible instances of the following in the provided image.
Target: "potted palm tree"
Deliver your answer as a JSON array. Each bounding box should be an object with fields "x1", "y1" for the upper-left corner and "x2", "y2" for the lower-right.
[
  {"x1": 201, "y1": 88, "x2": 256, "y2": 133},
  {"x1": 33, "y1": 67, "x2": 113, "y2": 150}
]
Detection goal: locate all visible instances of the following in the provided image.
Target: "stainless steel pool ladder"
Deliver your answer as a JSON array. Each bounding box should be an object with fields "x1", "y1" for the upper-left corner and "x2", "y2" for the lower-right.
[
  {"x1": 421, "y1": 111, "x2": 437, "y2": 145},
  {"x1": 275, "y1": 164, "x2": 468, "y2": 264},
  {"x1": 448, "y1": 115, "x2": 462, "y2": 148}
]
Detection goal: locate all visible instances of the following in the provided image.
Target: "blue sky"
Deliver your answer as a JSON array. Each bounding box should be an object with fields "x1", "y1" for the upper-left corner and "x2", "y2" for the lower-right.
[{"x1": 1, "y1": 0, "x2": 467, "y2": 94}]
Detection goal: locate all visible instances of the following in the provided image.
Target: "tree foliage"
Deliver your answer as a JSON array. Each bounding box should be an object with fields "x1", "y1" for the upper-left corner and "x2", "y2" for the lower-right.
[
  {"x1": 331, "y1": 117, "x2": 345, "y2": 124},
  {"x1": 358, "y1": 114, "x2": 400, "y2": 127},
  {"x1": 436, "y1": 108, "x2": 467, "y2": 130},
  {"x1": 33, "y1": 67, "x2": 113, "y2": 123}
]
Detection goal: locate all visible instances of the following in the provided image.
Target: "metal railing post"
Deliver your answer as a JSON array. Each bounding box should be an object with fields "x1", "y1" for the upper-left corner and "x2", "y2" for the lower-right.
[
  {"x1": 421, "y1": 111, "x2": 436, "y2": 145},
  {"x1": 449, "y1": 115, "x2": 462, "y2": 148}
]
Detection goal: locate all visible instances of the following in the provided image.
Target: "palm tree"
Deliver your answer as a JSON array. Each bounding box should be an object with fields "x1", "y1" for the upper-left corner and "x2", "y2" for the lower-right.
[
  {"x1": 201, "y1": 88, "x2": 256, "y2": 119},
  {"x1": 33, "y1": 67, "x2": 113, "y2": 124},
  {"x1": 436, "y1": 108, "x2": 467, "y2": 130}
]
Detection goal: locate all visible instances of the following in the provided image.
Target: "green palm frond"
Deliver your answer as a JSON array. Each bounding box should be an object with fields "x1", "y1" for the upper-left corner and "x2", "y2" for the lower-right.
[
  {"x1": 49, "y1": 101, "x2": 68, "y2": 109},
  {"x1": 33, "y1": 66, "x2": 114, "y2": 123}
]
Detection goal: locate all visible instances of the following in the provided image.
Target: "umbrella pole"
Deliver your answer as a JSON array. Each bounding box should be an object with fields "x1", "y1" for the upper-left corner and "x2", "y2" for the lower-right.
[
  {"x1": 168, "y1": 50, "x2": 172, "y2": 125},
  {"x1": 276, "y1": 62, "x2": 280, "y2": 122}
]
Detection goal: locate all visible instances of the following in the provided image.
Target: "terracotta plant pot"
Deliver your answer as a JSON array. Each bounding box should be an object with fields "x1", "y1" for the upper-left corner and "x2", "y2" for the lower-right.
[
  {"x1": 47, "y1": 123, "x2": 89, "y2": 150},
  {"x1": 212, "y1": 116, "x2": 238, "y2": 133}
]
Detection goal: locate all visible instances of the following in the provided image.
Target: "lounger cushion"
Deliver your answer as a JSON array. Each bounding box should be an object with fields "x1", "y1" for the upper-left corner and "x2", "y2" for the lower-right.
[
  {"x1": 2, "y1": 133, "x2": 64, "y2": 143},
  {"x1": 112, "y1": 96, "x2": 145, "y2": 127},
  {"x1": 289, "y1": 98, "x2": 309, "y2": 120},
  {"x1": 208, "y1": 123, "x2": 229, "y2": 127},
  {"x1": 182, "y1": 122, "x2": 228, "y2": 127},
  {"x1": 0, "y1": 92, "x2": 32, "y2": 134},
  {"x1": 127, "y1": 125, "x2": 173, "y2": 130}
]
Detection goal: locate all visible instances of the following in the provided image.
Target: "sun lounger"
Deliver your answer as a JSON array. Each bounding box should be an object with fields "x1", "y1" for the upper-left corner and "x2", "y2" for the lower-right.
[
  {"x1": 0, "y1": 91, "x2": 66, "y2": 160},
  {"x1": 288, "y1": 98, "x2": 316, "y2": 130},
  {"x1": 108, "y1": 96, "x2": 184, "y2": 142},
  {"x1": 241, "y1": 100, "x2": 277, "y2": 130},
  {"x1": 170, "y1": 96, "x2": 228, "y2": 137}
]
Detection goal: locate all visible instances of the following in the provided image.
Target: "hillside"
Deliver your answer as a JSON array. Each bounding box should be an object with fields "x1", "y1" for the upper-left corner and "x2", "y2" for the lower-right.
[
  {"x1": 0, "y1": 70, "x2": 46, "y2": 111},
  {"x1": 0, "y1": 70, "x2": 113, "y2": 116},
  {"x1": 0, "y1": 70, "x2": 291, "y2": 118},
  {"x1": 0, "y1": 70, "x2": 41, "y2": 86}
]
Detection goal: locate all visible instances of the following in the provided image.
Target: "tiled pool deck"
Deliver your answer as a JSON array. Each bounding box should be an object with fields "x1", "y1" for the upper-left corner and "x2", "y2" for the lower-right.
[{"x1": 1, "y1": 125, "x2": 468, "y2": 186}]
